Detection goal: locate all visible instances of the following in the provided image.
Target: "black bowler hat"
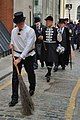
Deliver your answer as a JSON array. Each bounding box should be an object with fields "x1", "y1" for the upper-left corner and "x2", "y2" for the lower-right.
[
  {"x1": 59, "y1": 18, "x2": 65, "y2": 24},
  {"x1": 45, "y1": 16, "x2": 53, "y2": 21},
  {"x1": 13, "y1": 11, "x2": 26, "y2": 24},
  {"x1": 34, "y1": 16, "x2": 41, "y2": 23}
]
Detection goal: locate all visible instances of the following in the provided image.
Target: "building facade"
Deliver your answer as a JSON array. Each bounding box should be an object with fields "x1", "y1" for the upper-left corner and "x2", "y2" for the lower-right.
[
  {"x1": 0, "y1": 0, "x2": 60, "y2": 32},
  {"x1": 0, "y1": 0, "x2": 13, "y2": 33},
  {"x1": 60, "y1": 0, "x2": 80, "y2": 21},
  {"x1": 14, "y1": 0, "x2": 34, "y2": 26},
  {"x1": 0, "y1": 0, "x2": 34, "y2": 32},
  {"x1": 34, "y1": 0, "x2": 59, "y2": 24}
]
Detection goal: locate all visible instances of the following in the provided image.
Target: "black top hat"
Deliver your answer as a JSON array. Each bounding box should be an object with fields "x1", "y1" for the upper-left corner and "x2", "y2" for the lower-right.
[
  {"x1": 59, "y1": 18, "x2": 65, "y2": 24},
  {"x1": 34, "y1": 16, "x2": 41, "y2": 23},
  {"x1": 64, "y1": 18, "x2": 68, "y2": 21},
  {"x1": 45, "y1": 16, "x2": 53, "y2": 21},
  {"x1": 13, "y1": 11, "x2": 26, "y2": 24}
]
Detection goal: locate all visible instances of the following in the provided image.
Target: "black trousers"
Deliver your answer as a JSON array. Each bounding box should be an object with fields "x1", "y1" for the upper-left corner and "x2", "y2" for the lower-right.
[
  {"x1": 34, "y1": 43, "x2": 44, "y2": 66},
  {"x1": 58, "y1": 54, "x2": 66, "y2": 67},
  {"x1": 45, "y1": 62, "x2": 53, "y2": 68},
  {"x1": 12, "y1": 56, "x2": 36, "y2": 100},
  {"x1": 45, "y1": 62, "x2": 53, "y2": 75}
]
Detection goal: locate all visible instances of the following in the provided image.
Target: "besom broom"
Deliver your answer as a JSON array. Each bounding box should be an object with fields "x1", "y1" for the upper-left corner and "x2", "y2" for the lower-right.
[{"x1": 11, "y1": 49, "x2": 34, "y2": 115}]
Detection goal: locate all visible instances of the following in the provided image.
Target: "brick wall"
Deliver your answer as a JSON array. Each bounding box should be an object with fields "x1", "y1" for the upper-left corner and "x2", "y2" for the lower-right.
[{"x1": 0, "y1": 0, "x2": 13, "y2": 33}]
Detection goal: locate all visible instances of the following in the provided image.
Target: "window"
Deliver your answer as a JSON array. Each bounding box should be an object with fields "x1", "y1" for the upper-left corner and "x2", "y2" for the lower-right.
[
  {"x1": 35, "y1": 0, "x2": 38, "y2": 6},
  {"x1": 77, "y1": 6, "x2": 80, "y2": 19}
]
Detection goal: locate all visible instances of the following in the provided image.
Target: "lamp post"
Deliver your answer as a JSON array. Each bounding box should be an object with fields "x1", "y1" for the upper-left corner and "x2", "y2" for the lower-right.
[
  {"x1": 66, "y1": 4, "x2": 72, "y2": 22},
  {"x1": 29, "y1": 5, "x2": 32, "y2": 26},
  {"x1": 68, "y1": 4, "x2": 72, "y2": 22}
]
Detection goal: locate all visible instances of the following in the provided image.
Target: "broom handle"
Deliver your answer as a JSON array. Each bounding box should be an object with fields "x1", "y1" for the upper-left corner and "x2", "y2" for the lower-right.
[{"x1": 11, "y1": 49, "x2": 20, "y2": 75}]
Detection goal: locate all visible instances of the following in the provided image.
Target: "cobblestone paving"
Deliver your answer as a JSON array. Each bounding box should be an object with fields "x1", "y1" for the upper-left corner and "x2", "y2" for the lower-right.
[{"x1": 0, "y1": 51, "x2": 80, "y2": 120}]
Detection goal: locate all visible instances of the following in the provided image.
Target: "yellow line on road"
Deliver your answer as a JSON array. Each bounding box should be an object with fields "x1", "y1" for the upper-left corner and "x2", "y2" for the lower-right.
[
  {"x1": 65, "y1": 80, "x2": 80, "y2": 120},
  {"x1": 0, "y1": 70, "x2": 26, "y2": 91},
  {"x1": 0, "y1": 80, "x2": 12, "y2": 91}
]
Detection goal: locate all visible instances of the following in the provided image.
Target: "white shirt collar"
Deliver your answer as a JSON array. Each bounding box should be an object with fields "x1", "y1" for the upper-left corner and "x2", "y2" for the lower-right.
[{"x1": 61, "y1": 27, "x2": 64, "y2": 34}]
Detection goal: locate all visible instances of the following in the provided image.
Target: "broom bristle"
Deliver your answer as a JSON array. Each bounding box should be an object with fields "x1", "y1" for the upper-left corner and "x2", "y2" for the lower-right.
[{"x1": 18, "y1": 75, "x2": 34, "y2": 115}]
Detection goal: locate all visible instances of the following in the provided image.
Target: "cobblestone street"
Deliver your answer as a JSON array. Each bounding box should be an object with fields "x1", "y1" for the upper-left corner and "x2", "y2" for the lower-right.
[{"x1": 0, "y1": 51, "x2": 80, "y2": 120}]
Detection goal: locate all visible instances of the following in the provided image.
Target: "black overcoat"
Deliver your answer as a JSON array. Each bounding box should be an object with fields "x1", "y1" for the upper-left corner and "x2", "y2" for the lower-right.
[{"x1": 58, "y1": 27, "x2": 71, "y2": 66}]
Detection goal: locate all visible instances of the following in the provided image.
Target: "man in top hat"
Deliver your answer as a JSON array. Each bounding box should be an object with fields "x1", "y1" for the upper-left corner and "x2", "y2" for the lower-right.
[
  {"x1": 31, "y1": 16, "x2": 45, "y2": 69},
  {"x1": 9, "y1": 11, "x2": 36, "y2": 106},
  {"x1": 41, "y1": 15, "x2": 58, "y2": 82},
  {"x1": 64, "y1": 18, "x2": 69, "y2": 28},
  {"x1": 54, "y1": 18, "x2": 71, "y2": 70}
]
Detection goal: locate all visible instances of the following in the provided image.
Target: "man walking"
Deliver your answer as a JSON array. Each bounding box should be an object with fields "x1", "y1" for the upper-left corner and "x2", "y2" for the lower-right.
[
  {"x1": 31, "y1": 16, "x2": 45, "y2": 69},
  {"x1": 9, "y1": 12, "x2": 36, "y2": 107},
  {"x1": 54, "y1": 18, "x2": 71, "y2": 70},
  {"x1": 41, "y1": 16, "x2": 58, "y2": 82}
]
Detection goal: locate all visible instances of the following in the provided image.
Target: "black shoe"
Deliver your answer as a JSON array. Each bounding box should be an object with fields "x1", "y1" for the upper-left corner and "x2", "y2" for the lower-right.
[
  {"x1": 76, "y1": 48, "x2": 79, "y2": 50},
  {"x1": 46, "y1": 76, "x2": 50, "y2": 82},
  {"x1": 41, "y1": 62, "x2": 44, "y2": 68},
  {"x1": 45, "y1": 72, "x2": 51, "y2": 77},
  {"x1": 62, "y1": 66, "x2": 65, "y2": 70},
  {"x1": 9, "y1": 99, "x2": 18, "y2": 107},
  {"x1": 53, "y1": 66, "x2": 58, "y2": 72},
  {"x1": 29, "y1": 90, "x2": 34, "y2": 96}
]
